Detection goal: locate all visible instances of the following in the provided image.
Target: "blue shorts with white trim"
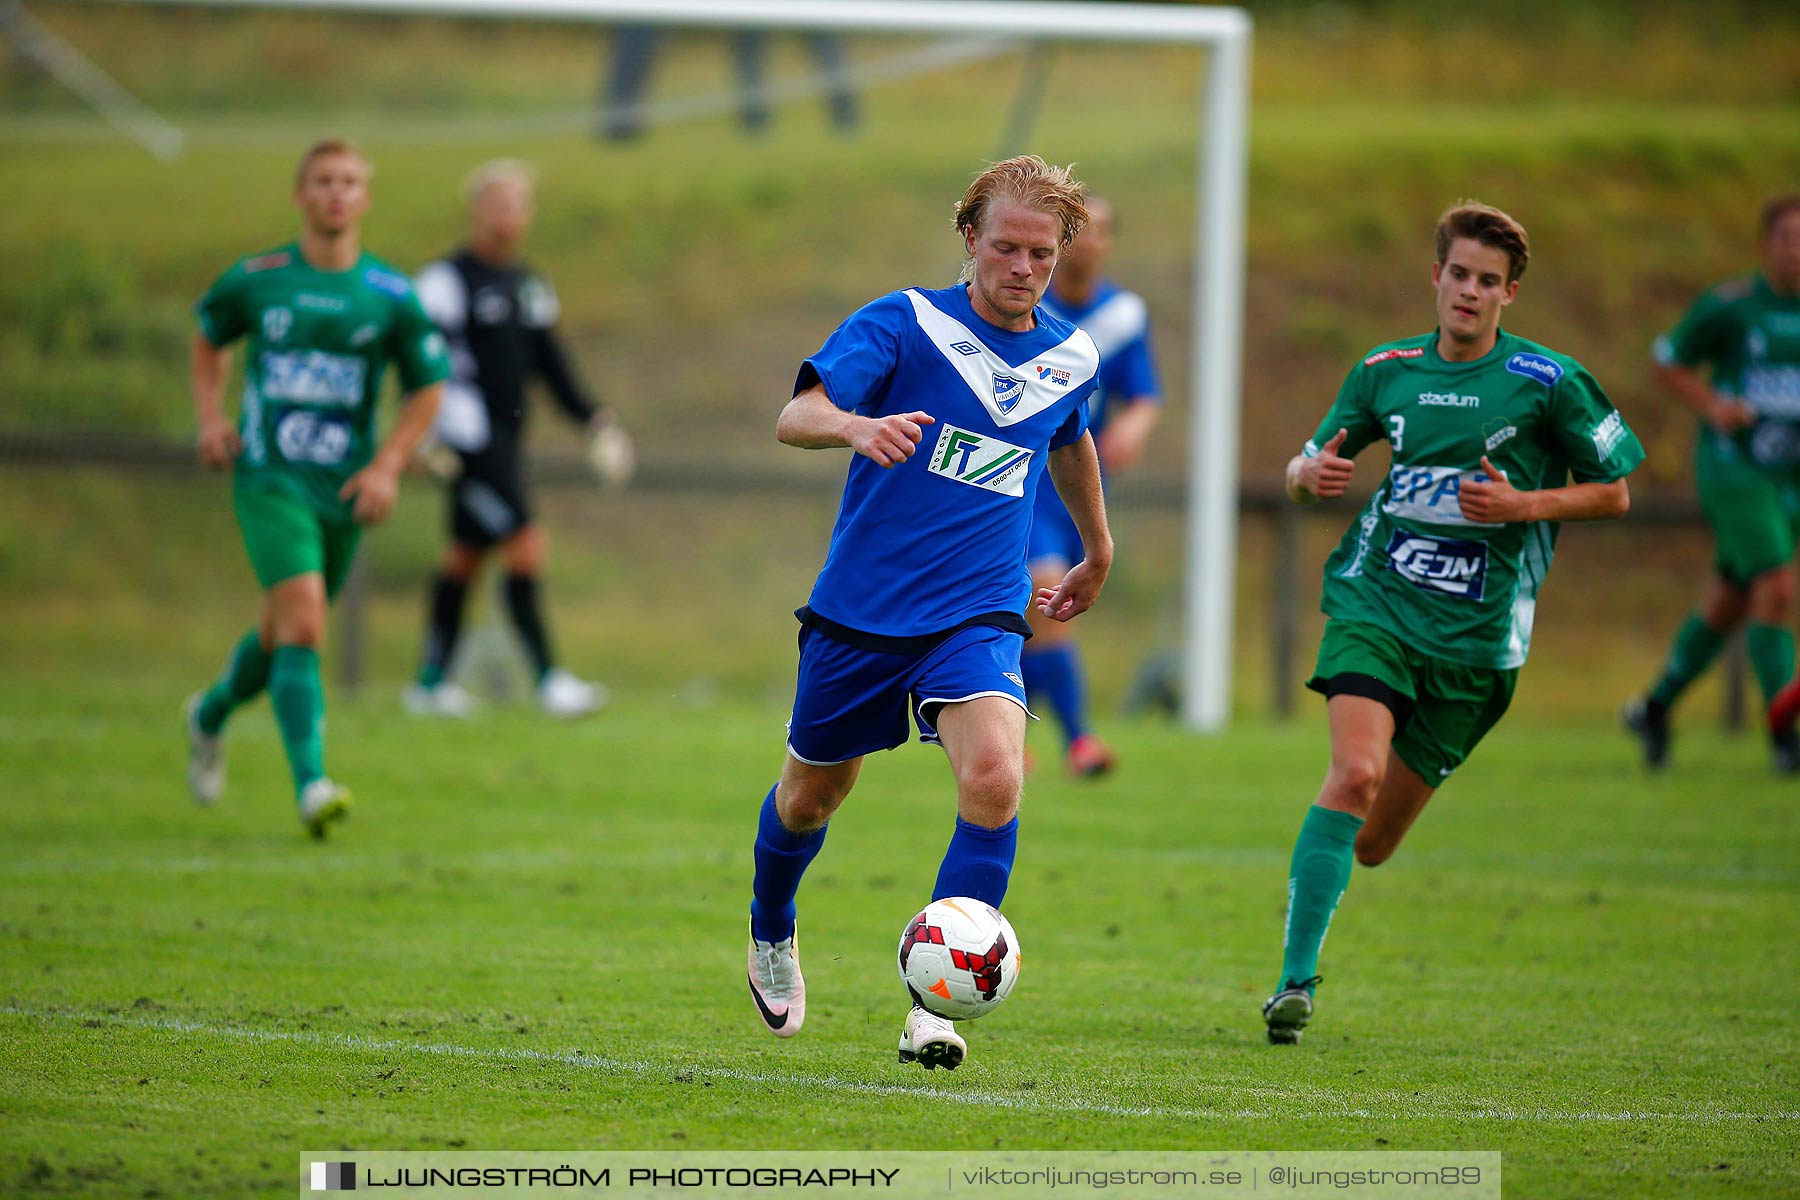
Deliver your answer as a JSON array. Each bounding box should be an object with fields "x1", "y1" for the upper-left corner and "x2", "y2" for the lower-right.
[{"x1": 786, "y1": 623, "x2": 1030, "y2": 765}]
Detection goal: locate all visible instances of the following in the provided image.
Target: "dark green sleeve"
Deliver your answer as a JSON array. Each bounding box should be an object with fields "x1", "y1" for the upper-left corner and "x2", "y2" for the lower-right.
[
  {"x1": 194, "y1": 263, "x2": 250, "y2": 347},
  {"x1": 1652, "y1": 288, "x2": 1731, "y2": 370},
  {"x1": 1304, "y1": 361, "x2": 1384, "y2": 458},
  {"x1": 1548, "y1": 363, "x2": 1645, "y2": 484},
  {"x1": 389, "y1": 290, "x2": 452, "y2": 393}
]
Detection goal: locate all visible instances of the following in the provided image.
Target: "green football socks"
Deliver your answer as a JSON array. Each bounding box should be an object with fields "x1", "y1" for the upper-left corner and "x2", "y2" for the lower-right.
[
  {"x1": 1647, "y1": 614, "x2": 1726, "y2": 710},
  {"x1": 1745, "y1": 623, "x2": 1795, "y2": 705},
  {"x1": 1279, "y1": 804, "x2": 1365, "y2": 992},
  {"x1": 197, "y1": 630, "x2": 272, "y2": 737},
  {"x1": 269, "y1": 645, "x2": 326, "y2": 796}
]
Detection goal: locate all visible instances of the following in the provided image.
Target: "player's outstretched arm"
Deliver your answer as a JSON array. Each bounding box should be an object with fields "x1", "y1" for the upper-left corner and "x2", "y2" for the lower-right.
[
  {"x1": 191, "y1": 333, "x2": 241, "y2": 470},
  {"x1": 1652, "y1": 360, "x2": 1754, "y2": 435},
  {"x1": 340, "y1": 382, "x2": 444, "y2": 525},
  {"x1": 1458, "y1": 455, "x2": 1631, "y2": 524},
  {"x1": 776, "y1": 384, "x2": 934, "y2": 468},
  {"x1": 1038, "y1": 434, "x2": 1114, "y2": 623},
  {"x1": 1285, "y1": 428, "x2": 1354, "y2": 505}
]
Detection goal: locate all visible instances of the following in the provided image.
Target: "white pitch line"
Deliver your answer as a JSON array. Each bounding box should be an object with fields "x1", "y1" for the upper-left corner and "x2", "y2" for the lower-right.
[{"x1": 4, "y1": 1006, "x2": 1794, "y2": 1127}]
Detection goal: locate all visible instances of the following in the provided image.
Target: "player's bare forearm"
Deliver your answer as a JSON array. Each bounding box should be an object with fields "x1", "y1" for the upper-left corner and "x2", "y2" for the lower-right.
[
  {"x1": 777, "y1": 384, "x2": 935, "y2": 468},
  {"x1": 1519, "y1": 478, "x2": 1631, "y2": 522},
  {"x1": 1048, "y1": 436, "x2": 1113, "y2": 572},
  {"x1": 1459, "y1": 455, "x2": 1630, "y2": 524},
  {"x1": 1653, "y1": 361, "x2": 1751, "y2": 433},
  {"x1": 340, "y1": 384, "x2": 439, "y2": 524},
  {"x1": 377, "y1": 383, "x2": 444, "y2": 473},
  {"x1": 190, "y1": 334, "x2": 230, "y2": 423},
  {"x1": 777, "y1": 386, "x2": 859, "y2": 449},
  {"x1": 190, "y1": 333, "x2": 240, "y2": 469}
]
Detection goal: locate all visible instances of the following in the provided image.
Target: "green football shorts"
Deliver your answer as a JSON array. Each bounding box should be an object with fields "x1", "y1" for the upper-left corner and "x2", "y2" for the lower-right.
[
  {"x1": 1306, "y1": 618, "x2": 1518, "y2": 785},
  {"x1": 1695, "y1": 440, "x2": 1800, "y2": 586},
  {"x1": 233, "y1": 475, "x2": 362, "y2": 596}
]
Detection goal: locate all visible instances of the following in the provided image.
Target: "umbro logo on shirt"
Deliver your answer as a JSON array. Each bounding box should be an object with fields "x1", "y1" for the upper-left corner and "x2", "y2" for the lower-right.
[{"x1": 950, "y1": 341, "x2": 981, "y2": 356}]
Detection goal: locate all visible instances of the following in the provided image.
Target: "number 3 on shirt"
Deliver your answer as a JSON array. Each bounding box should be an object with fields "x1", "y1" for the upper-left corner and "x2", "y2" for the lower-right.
[{"x1": 1388, "y1": 415, "x2": 1405, "y2": 451}]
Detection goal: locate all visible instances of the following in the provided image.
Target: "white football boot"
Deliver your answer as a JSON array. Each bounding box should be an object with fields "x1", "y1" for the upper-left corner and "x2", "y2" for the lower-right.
[
  {"x1": 183, "y1": 693, "x2": 225, "y2": 807},
  {"x1": 298, "y1": 777, "x2": 353, "y2": 840},
  {"x1": 538, "y1": 669, "x2": 608, "y2": 719},
  {"x1": 402, "y1": 682, "x2": 477, "y2": 718},
  {"x1": 898, "y1": 1005, "x2": 965, "y2": 1070},
  {"x1": 747, "y1": 925, "x2": 805, "y2": 1037}
]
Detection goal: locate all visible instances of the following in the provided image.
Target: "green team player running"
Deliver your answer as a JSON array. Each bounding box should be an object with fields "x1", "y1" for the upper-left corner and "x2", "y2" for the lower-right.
[
  {"x1": 183, "y1": 139, "x2": 450, "y2": 836},
  {"x1": 1264, "y1": 202, "x2": 1644, "y2": 1044},
  {"x1": 1624, "y1": 195, "x2": 1800, "y2": 771}
]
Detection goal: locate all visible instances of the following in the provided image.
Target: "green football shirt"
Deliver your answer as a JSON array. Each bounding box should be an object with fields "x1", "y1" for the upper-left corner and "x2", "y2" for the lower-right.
[
  {"x1": 196, "y1": 242, "x2": 451, "y2": 519},
  {"x1": 1304, "y1": 330, "x2": 1645, "y2": 670},
  {"x1": 1654, "y1": 271, "x2": 1800, "y2": 471}
]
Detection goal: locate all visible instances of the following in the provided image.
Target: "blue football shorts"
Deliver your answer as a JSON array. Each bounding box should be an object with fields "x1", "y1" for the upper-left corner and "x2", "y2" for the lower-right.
[{"x1": 786, "y1": 623, "x2": 1032, "y2": 765}]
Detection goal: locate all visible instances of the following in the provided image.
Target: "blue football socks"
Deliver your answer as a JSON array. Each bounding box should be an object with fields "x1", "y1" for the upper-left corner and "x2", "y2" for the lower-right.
[
  {"x1": 1021, "y1": 644, "x2": 1089, "y2": 747},
  {"x1": 749, "y1": 785, "x2": 827, "y2": 943},
  {"x1": 933, "y1": 815, "x2": 1018, "y2": 907}
]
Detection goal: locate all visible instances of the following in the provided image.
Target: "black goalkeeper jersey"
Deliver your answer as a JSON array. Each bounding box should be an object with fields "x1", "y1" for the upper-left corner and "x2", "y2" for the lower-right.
[{"x1": 416, "y1": 249, "x2": 598, "y2": 454}]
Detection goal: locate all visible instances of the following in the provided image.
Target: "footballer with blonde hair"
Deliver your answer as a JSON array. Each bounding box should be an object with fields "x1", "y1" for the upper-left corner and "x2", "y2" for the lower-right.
[{"x1": 745, "y1": 156, "x2": 1111, "y2": 1069}]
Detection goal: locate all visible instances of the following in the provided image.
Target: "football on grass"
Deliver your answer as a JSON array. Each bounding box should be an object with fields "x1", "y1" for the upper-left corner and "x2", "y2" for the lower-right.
[{"x1": 897, "y1": 897, "x2": 1021, "y2": 1020}]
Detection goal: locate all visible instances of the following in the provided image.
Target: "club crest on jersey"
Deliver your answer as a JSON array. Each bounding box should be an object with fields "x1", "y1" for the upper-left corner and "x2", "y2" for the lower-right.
[
  {"x1": 992, "y1": 373, "x2": 1028, "y2": 414},
  {"x1": 262, "y1": 307, "x2": 293, "y2": 344},
  {"x1": 927, "y1": 423, "x2": 1033, "y2": 497},
  {"x1": 1505, "y1": 352, "x2": 1563, "y2": 386},
  {"x1": 1386, "y1": 531, "x2": 1489, "y2": 600}
]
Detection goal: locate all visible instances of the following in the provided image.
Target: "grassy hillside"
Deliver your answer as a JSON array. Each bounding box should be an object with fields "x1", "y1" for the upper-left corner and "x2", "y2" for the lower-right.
[
  {"x1": 2, "y1": 4, "x2": 1798, "y2": 717},
  {"x1": 4, "y1": 4, "x2": 1799, "y2": 488}
]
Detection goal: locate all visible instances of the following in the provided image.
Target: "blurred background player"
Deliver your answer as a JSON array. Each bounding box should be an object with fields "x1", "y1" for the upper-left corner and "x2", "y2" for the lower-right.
[
  {"x1": 744, "y1": 157, "x2": 1110, "y2": 1071},
  {"x1": 1266, "y1": 203, "x2": 1642, "y2": 1044},
  {"x1": 183, "y1": 139, "x2": 449, "y2": 837},
  {"x1": 1624, "y1": 194, "x2": 1800, "y2": 771},
  {"x1": 404, "y1": 160, "x2": 632, "y2": 720},
  {"x1": 1023, "y1": 195, "x2": 1161, "y2": 776}
]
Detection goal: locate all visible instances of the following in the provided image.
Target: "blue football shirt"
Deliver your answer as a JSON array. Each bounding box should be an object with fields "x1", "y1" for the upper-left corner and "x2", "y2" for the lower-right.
[{"x1": 797, "y1": 284, "x2": 1099, "y2": 639}]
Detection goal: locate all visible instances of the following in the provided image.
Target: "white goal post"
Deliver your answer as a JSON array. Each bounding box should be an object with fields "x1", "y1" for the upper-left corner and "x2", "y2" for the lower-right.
[{"x1": 108, "y1": 0, "x2": 1252, "y2": 732}]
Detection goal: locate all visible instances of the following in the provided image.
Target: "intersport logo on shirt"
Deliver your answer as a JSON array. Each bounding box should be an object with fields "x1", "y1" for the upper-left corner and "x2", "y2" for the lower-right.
[{"x1": 926, "y1": 423, "x2": 1034, "y2": 497}]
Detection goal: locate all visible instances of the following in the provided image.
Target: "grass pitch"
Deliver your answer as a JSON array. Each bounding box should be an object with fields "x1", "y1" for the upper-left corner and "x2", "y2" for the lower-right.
[{"x1": 3, "y1": 679, "x2": 1796, "y2": 1198}]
